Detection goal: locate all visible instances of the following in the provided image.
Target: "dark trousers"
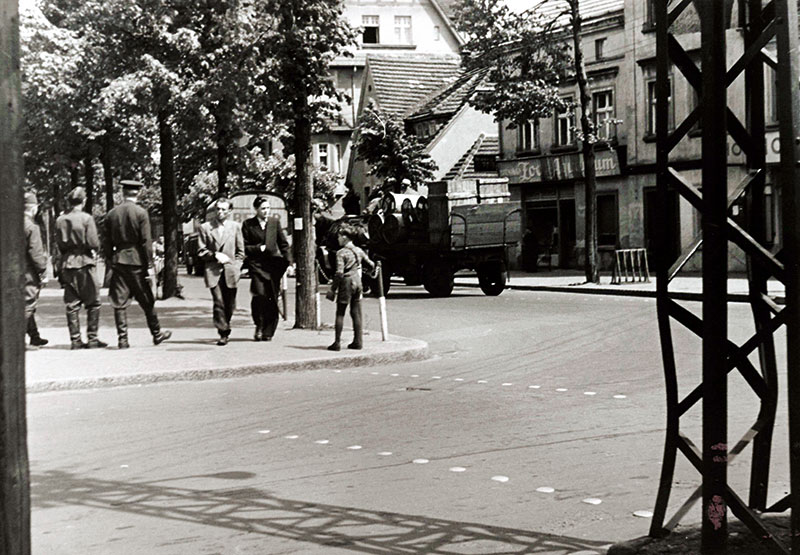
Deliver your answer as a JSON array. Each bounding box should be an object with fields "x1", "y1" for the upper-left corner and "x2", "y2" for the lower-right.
[
  {"x1": 251, "y1": 278, "x2": 279, "y2": 338},
  {"x1": 24, "y1": 280, "x2": 42, "y2": 339},
  {"x1": 109, "y1": 264, "x2": 161, "y2": 334},
  {"x1": 210, "y1": 279, "x2": 237, "y2": 337},
  {"x1": 61, "y1": 267, "x2": 100, "y2": 313}
]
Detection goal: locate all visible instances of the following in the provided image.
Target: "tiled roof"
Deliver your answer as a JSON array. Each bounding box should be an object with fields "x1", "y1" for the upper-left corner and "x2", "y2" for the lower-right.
[
  {"x1": 367, "y1": 55, "x2": 462, "y2": 118},
  {"x1": 444, "y1": 134, "x2": 501, "y2": 180},
  {"x1": 409, "y1": 66, "x2": 490, "y2": 120}
]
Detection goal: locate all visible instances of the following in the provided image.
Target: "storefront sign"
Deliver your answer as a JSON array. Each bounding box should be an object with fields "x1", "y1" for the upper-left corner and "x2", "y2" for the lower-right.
[
  {"x1": 766, "y1": 130, "x2": 782, "y2": 164},
  {"x1": 498, "y1": 149, "x2": 621, "y2": 184}
]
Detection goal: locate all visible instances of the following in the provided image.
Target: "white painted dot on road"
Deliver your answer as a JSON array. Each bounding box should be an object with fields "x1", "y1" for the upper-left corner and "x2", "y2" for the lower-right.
[
  {"x1": 432, "y1": 376, "x2": 442, "y2": 380},
  {"x1": 411, "y1": 374, "x2": 419, "y2": 378},
  {"x1": 378, "y1": 451, "x2": 393, "y2": 456},
  {"x1": 614, "y1": 394, "x2": 628, "y2": 399},
  {"x1": 477, "y1": 380, "x2": 488, "y2": 384},
  {"x1": 502, "y1": 383, "x2": 513, "y2": 386},
  {"x1": 120, "y1": 465, "x2": 129, "y2": 468},
  {"x1": 315, "y1": 440, "x2": 329, "y2": 445},
  {"x1": 633, "y1": 510, "x2": 654, "y2": 518},
  {"x1": 584, "y1": 391, "x2": 597, "y2": 396},
  {"x1": 449, "y1": 466, "x2": 467, "y2": 473},
  {"x1": 347, "y1": 445, "x2": 362, "y2": 450},
  {"x1": 390, "y1": 373, "x2": 399, "y2": 377},
  {"x1": 556, "y1": 388, "x2": 568, "y2": 392},
  {"x1": 284, "y1": 435, "x2": 299, "y2": 439},
  {"x1": 412, "y1": 458, "x2": 430, "y2": 464},
  {"x1": 257, "y1": 430, "x2": 271, "y2": 434},
  {"x1": 454, "y1": 378, "x2": 464, "y2": 382},
  {"x1": 491, "y1": 475, "x2": 510, "y2": 483},
  {"x1": 528, "y1": 385, "x2": 541, "y2": 389},
  {"x1": 583, "y1": 498, "x2": 603, "y2": 505},
  {"x1": 536, "y1": 486, "x2": 555, "y2": 493}
]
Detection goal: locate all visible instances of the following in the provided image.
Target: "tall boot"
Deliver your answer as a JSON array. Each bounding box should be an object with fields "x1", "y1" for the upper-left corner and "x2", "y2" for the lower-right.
[
  {"x1": 114, "y1": 309, "x2": 129, "y2": 349},
  {"x1": 348, "y1": 300, "x2": 363, "y2": 350},
  {"x1": 145, "y1": 308, "x2": 171, "y2": 345},
  {"x1": 27, "y1": 315, "x2": 48, "y2": 347},
  {"x1": 86, "y1": 306, "x2": 108, "y2": 348},
  {"x1": 66, "y1": 309, "x2": 85, "y2": 350}
]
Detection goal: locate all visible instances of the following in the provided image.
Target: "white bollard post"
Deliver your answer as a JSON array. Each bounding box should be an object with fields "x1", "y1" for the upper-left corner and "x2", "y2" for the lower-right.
[{"x1": 376, "y1": 262, "x2": 389, "y2": 341}]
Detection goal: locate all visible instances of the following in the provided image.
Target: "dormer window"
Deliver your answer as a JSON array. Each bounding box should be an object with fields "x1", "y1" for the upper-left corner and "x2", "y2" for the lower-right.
[{"x1": 362, "y1": 15, "x2": 379, "y2": 44}]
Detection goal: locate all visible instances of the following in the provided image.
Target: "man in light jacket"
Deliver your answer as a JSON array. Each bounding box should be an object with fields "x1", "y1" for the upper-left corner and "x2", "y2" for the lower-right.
[{"x1": 197, "y1": 198, "x2": 245, "y2": 345}]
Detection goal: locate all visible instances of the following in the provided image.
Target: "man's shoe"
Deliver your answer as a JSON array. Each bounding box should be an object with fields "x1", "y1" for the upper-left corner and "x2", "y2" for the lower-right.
[
  {"x1": 118, "y1": 339, "x2": 130, "y2": 350},
  {"x1": 153, "y1": 330, "x2": 172, "y2": 345},
  {"x1": 347, "y1": 342, "x2": 363, "y2": 350},
  {"x1": 263, "y1": 336, "x2": 272, "y2": 342},
  {"x1": 254, "y1": 328, "x2": 263, "y2": 341},
  {"x1": 217, "y1": 336, "x2": 229, "y2": 346},
  {"x1": 327, "y1": 342, "x2": 341, "y2": 351},
  {"x1": 70, "y1": 341, "x2": 87, "y2": 350},
  {"x1": 86, "y1": 339, "x2": 108, "y2": 349},
  {"x1": 30, "y1": 336, "x2": 49, "y2": 347}
]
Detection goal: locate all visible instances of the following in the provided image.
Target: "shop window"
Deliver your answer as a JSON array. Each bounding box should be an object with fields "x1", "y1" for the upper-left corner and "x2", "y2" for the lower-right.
[
  {"x1": 555, "y1": 98, "x2": 575, "y2": 146},
  {"x1": 597, "y1": 193, "x2": 618, "y2": 247},
  {"x1": 517, "y1": 120, "x2": 540, "y2": 152},
  {"x1": 362, "y1": 15, "x2": 379, "y2": 44},
  {"x1": 394, "y1": 16, "x2": 412, "y2": 45},
  {"x1": 592, "y1": 89, "x2": 615, "y2": 141}
]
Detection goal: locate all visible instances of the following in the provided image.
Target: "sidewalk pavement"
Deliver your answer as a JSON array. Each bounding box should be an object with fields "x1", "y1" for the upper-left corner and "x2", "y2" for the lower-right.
[
  {"x1": 455, "y1": 269, "x2": 786, "y2": 302},
  {"x1": 27, "y1": 268, "x2": 781, "y2": 394}
]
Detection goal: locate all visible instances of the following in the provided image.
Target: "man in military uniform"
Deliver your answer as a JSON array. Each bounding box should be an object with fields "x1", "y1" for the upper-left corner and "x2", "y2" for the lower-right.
[
  {"x1": 55, "y1": 187, "x2": 108, "y2": 349},
  {"x1": 104, "y1": 180, "x2": 171, "y2": 349},
  {"x1": 24, "y1": 192, "x2": 48, "y2": 348}
]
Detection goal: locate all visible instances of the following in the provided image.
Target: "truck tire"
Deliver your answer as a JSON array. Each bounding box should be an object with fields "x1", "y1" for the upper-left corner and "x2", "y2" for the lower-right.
[
  {"x1": 423, "y1": 262, "x2": 454, "y2": 297},
  {"x1": 477, "y1": 263, "x2": 507, "y2": 296}
]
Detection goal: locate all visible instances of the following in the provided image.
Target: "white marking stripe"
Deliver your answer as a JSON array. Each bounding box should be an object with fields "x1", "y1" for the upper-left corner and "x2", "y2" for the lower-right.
[
  {"x1": 257, "y1": 430, "x2": 271, "y2": 434},
  {"x1": 536, "y1": 486, "x2": 555, "y2": 493},
  {"x1": 449, "y1": 467, "x2": 466, "y2": 472},
  {"x1": 502, "y1": 383, "x2": 513, "y2": 386},
  {"x1": 347, "y1": 445, "x2": 362, "y2": 450},
  {"x1": 315, "y1": 440, "x2": 329, "y2": 444},
  {"x1": 378, "y1": 452, "x2": 393, "y2": 456},
  {"x1": 583, "y1": 498, "x2": 603, "y2": 505},
  {"x1": 633, "y1": 510, "x2": 654, "y2": 518},
  {"x1": 284, "y1": 435, "x2": 299, "y2": 439},
  {"x1": 412, "y1": 458, "x2": 429, "y2": 464},
  {"x1": 614, "y1": 394, "x2": 628, "y2": 399},
  {"x1": 556, "y1": 388, "x2": 568, "y2": 392},
  {"x1": 491, "y1": 475, "x2": 509, "y2": 483},
  {"x1": 584, "y1": 391, "x2": 597, "y2": 396}
]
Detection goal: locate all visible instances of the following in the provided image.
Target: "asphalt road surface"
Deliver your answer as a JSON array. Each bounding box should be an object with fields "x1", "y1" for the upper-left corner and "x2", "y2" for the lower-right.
[{"x1": 29, "y1": 278, "x2": 791, "y2": 554}]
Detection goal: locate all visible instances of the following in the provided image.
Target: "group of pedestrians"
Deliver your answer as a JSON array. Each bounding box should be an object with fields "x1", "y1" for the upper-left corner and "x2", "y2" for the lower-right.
[{"x1": 24, "y1": 183, "x2": 375, "y2": 351}]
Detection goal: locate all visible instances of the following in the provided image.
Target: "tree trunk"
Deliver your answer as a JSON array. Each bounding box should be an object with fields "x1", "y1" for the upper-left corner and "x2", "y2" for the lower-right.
[
  {"x1": 84, "y1": 154, "x2": 94, "y2": 214},
  {"x1": 0, "y1": 0, "x2": 32, "y2": 551},
  {"x1": 101, "y1": 135, "x2": 114, "y2": 211},
  {"x1": 570, "y1": 0, "x2": 599, "y2": 284},
  {"x1": 158, "y1": 107, "x2": 180, "y2": 299},
  {"x1": 215, "y1": 109, "x2": 229, "y2": 197},
  {"x1": 293, "y1": 112, "x2": 317, "y2": 328},
  {"x1": 69, "y1": 163, "x2": 79, "y2": 189}
]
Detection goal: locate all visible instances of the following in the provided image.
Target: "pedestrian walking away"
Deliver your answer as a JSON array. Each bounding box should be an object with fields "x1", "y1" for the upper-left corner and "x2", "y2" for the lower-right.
[
  {"x1": 326, "y1": 224, "x2": 376, "y2": 351},
  {"x1": 55, "y1": 187, "x2": 108, "y2": 349},
  {"x1": 23, "y1": 191, "x2": 49, "y2": 348},
  {"x1": 242, "y1": 196, "x2": 291, "y2": 342},
  {"x1": 104, "y1": 180, "x2": 172, "y2": 349},
  {"x1": 197, "y1": 197, "x2": 244, "y2": 346}
]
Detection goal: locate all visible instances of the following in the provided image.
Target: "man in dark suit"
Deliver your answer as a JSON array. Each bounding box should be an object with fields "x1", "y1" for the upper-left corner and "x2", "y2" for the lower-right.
[
  {"x1": 24, "y1": 192, "x2": 48, "y2": 348},
  {"x1": 56, "y1": 187, "x2": 107, "y2": 349},
  {"x1": 104, "y1": 180, "x2": 171, "y2": 349},
  {"x1": 242, "y1": 196, "x2": 291, "y2": 341},
  {"x1": 197, "y1": 198, "x2": 245, "y2": 345}
]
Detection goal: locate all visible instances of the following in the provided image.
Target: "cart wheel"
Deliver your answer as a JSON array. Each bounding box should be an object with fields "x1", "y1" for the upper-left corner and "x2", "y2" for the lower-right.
[
  {"x1": 477, "y1": 263, "x2": 506, "y2": 296},
  {"x1": 423, "y1": 261, "x2": 454, "y2": 297}
]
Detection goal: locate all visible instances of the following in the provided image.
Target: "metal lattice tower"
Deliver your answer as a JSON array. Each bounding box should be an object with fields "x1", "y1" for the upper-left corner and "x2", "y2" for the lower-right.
[{"x1": 651, "y1": 0, "x2": 800, "y2": 552}]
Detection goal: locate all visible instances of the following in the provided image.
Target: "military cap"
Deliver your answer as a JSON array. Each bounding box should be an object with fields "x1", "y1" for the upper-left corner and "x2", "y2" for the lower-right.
[
  {"x1": 120, "y1": 180, "x2": 144, "y2": 191},
  {"x1": 24, "y1": 191, "x2": 38, "y2": 206},
  {"x1": 67, "y1": 186, "x2": 86, "y2": 203}
]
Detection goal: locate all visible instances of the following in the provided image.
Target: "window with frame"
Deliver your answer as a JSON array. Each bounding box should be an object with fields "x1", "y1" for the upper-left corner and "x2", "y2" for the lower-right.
[
  {"x1": 362, "y1": 15, "x2": 379, "y2": 44},
  {"x1": 592, "y1": 90, "x2": 615, "y2": 140},
  {"x1": 434, "y1": 25, "x2": 441, "y2": 41},
  {"x1": 595, "y1": 38, "x2": 606, "y2": 60},
  {"x1": 473, "y1": 155, "x2": 497, "y2": 172},
  {"x1": 597, "y1": 193, "x2": 618, "y2": 247},
  {"x1": 517, "y1": 120, "x2": 540, "y2": 152},
  {"x1": 765, "y1": 65, "x2": 779, "y2": 125},
  {"x1": 394, "y1": 16, "x2": 412, "y2": 45},
  {"x1": 646, "y1": 77, "x2": 673, "y2": 135},
  {"x1": 555, "y1": 99, "x2": 575, "y2": 146},
  {"x1": 314, "y1": 144, "x2": 341, "y2": 173},
  {"x1": 645, "y1": 0, "x2": 656, "y2": 28}
]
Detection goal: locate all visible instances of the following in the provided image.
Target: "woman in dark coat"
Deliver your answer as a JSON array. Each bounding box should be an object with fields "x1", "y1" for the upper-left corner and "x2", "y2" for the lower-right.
[{"x1": 242, "y1": 196, "x2": 291, "y2": 341}]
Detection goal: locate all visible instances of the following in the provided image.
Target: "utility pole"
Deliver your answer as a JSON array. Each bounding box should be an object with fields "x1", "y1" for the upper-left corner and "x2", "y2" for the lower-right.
[{"x1": 0, "y1": 0, "x2": 32, "y2": 553}]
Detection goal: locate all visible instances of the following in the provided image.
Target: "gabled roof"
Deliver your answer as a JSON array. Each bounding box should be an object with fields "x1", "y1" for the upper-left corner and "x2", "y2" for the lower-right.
[
  {"x1": 408, "y1": 66, "x2": 490, "y2": 121},
  {"x1": 444, "y1": 134, "x2": 501, "y2": 180},
  {"x1": 366, "y1": 55, "x2": 462, "y2": 118}
]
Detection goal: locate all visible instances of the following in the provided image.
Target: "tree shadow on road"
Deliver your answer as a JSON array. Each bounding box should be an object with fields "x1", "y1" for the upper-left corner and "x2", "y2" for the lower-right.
[{"x1": 32, "y1": 469, "x2": 612, "y2": 554}]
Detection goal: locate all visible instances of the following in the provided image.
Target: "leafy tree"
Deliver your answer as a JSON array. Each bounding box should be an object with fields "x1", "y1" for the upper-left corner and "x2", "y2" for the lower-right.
[
  {"x1": 261, "y1": 0, "x2": 358, "y2": 329},
  {"x1": 453, "y1": 0, "x2": 601, "y2": 283},
  {"x1": 354, "y1": 103, "x2": 438, "y2": 194}
]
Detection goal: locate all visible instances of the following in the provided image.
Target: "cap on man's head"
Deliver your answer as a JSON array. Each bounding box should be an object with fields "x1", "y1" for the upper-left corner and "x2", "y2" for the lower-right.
[
  {"x1": 67, "y1": 186, "x2": 86, "y2": 204},
  {"x1": 24, "y1": 191, "x2": 38, "y2": 206},
  {"x1": 120, "y1": 180, "x2": 144, "y2": 192}
]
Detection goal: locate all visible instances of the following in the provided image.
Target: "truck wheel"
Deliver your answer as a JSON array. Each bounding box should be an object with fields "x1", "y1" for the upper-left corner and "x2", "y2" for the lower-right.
[
  {"x1": 423, "y1": 262, "x2": 454, "y2": 297},
  {"x1": 477, "y1": 263, "x2": 507, "y2": 296}
]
